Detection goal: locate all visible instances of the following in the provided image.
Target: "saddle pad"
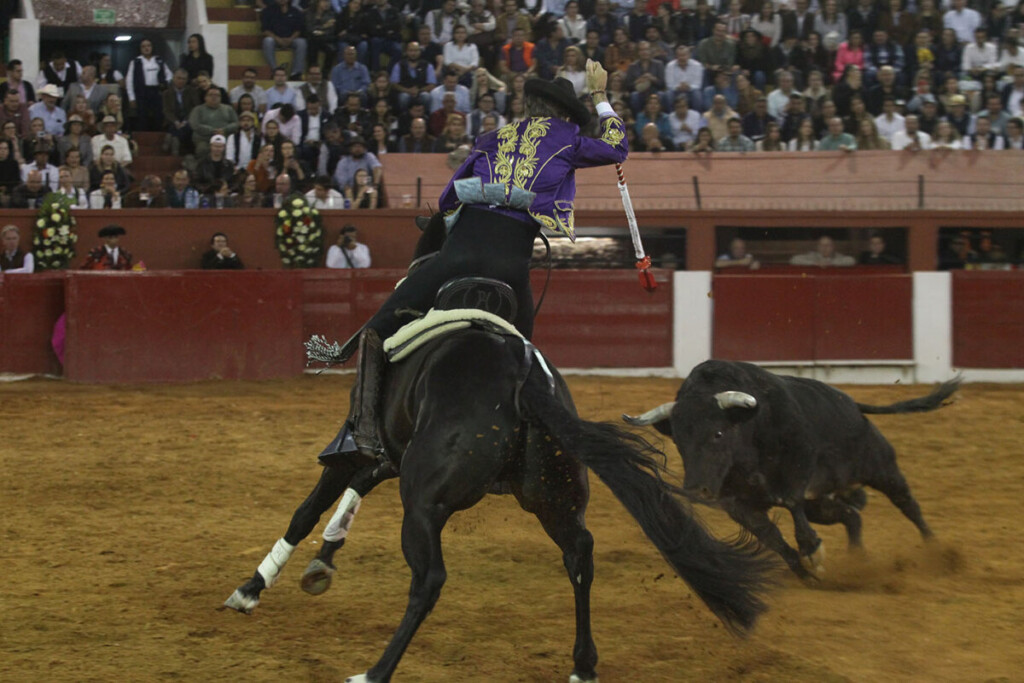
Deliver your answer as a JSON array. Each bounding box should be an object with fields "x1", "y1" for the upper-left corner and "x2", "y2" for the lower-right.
[{"x1": 384, "y1": 308, "x2": 522, "y2": 363}]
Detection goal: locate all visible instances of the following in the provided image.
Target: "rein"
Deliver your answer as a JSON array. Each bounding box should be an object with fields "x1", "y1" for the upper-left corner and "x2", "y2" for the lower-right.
[{"x1": 533, "y1": 232, "x2": 553, "y2": 319}]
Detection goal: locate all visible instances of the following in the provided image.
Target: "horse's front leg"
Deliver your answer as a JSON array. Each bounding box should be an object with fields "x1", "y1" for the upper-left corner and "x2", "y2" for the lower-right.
[
  {"x1": 223, "y1": 460, "x2": 358, "y2": 613},
  {"x1": 301, "y1": 460, "x2": 400, "y2": 595}
]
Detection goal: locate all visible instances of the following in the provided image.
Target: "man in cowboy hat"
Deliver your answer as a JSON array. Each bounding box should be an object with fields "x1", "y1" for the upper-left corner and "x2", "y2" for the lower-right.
[
  {"x1": 91, "y1": 115, "x2": 133, "y2": 167},
  {"x1": 332, "y1": 60, "x2": 628, "y2": 459},
  {"x1": 82, "y1": 225, "x2": 133, "y2": 271},
  {"x1": 29, "y1": 84, "x2": 68, "y2": 138}
]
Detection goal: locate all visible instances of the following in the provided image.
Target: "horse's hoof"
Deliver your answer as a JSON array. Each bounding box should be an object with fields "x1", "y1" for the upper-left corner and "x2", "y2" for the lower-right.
[
  {"x1": 569, "y1": 674, "x2": 598, "y2": 683},
  {"x1": 800, "y1": 541, "x2": 826, "y2": 579},
  {"x1": 301, "y1": 558, "x2": 336, "y2": 596},
  {"x1": 223, "y1": 589, "x2": 259, "y2": 614},
  {"x1": 345, "y1": 674, "x2": 369, "y2": 683}
]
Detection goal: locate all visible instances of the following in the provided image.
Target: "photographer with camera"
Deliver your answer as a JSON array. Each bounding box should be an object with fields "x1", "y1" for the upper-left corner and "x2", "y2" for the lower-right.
[{"x1": 325, "y1": 224, "x2": 371, "y2": 269}]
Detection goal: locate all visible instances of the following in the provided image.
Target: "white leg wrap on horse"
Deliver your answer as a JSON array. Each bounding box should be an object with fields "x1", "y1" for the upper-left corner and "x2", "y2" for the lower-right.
[
  {"x1": 256, "y1": 538, "x2": 296, "y2": 588},
  {"x1": 323, "y1": 488, "x2": 362, "y2": 543}
]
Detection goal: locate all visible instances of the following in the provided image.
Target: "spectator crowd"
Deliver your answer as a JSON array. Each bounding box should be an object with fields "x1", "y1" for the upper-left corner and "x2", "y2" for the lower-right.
[{"x1": 0, "y1": 0, "x2": 1022, "y2": 212}]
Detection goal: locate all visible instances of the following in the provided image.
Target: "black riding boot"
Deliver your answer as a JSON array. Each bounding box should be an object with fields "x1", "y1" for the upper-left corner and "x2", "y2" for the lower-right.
[{"x1": 349, "y1": 329, "x2": 385, "y2": 458}]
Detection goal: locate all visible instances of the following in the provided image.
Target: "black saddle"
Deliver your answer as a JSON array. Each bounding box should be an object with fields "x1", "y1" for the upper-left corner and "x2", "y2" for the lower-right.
[{"x1": 435, "y1": 277, "x2": 517, "y2": 324}]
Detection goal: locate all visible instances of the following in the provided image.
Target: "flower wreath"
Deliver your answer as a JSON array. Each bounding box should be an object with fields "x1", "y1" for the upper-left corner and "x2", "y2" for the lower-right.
[
  {"x1": 31, "y1": 193, "x2": 79, "y2": 271},
  {"x1": 275, "y1": 194, "x2": 324, "y2": 268}
]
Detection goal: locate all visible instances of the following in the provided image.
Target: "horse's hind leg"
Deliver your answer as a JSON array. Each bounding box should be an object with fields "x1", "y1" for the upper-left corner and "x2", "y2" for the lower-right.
[{"x1": 224, "y1": 460, "x2": 358, "y2": 613}]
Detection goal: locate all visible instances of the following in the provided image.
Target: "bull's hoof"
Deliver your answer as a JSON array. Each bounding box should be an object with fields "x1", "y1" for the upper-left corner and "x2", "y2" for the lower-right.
[
  {"x1": 346, "y1": 674, "x2": 375, "y2": 683},
  {"x1": 301, "y1": 558, "x2": 336, "y2": 596},
  {"x1": 570, "y1": 673, "x2": 598, "y2": 683},
  {"x1": 800, "y1": 542, "x2": 827, "y2": 579},
  {"x1": 223, "y1": 589, "x2": 259, "y2": 614}
]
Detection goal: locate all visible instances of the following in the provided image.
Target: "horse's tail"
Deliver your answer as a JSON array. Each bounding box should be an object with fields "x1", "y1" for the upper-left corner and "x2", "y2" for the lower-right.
[
  {"x1": 855, "y1": 376, "x2": 961, "y2": 414},
  {"x1": 520, "y1": 368, "x2": 775, "y2": 634}
]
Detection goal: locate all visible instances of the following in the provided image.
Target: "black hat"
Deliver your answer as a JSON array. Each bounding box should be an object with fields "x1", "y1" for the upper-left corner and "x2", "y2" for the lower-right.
[
  {"x1": 98, "y1": 225, "x2": 126, "y2": 238},
  {"x1": 524, "y1": 77, "x2": 590, "y2": 127}
]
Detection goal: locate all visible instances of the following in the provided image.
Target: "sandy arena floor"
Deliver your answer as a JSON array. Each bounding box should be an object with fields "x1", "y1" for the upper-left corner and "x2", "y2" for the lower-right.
[{"x1": 2, "y1": 375, "x2": 1022, "y2": 682}]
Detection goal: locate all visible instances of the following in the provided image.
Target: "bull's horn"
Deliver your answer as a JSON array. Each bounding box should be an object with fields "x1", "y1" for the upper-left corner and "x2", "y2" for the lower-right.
[
  {"x1": 622, "y1": 402, "x2": 675, "y2": 426},
  {"x1": 714, "y1": 391, "x2": 757, "y2": 410}
]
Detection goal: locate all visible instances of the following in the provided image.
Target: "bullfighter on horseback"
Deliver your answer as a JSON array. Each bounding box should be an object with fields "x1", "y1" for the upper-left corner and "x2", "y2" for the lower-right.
[{"x1": 337, "y1": 59, "x2": 628, "y2": 460}]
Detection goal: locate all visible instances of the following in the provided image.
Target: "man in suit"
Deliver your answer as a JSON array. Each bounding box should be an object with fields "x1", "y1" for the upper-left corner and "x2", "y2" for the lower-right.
[
  {"x1": 162, "y1": 68, "x2": 199, "y2": 156},
  {"x1": 398, "y1": 117, "x2": 436, "y2": 153},
  {"x1": 781, "y1": 0, "x2": 816, "y2": 41},
  {"x1": 62, "y1": 66, "x2": 108, "y2": 113}
]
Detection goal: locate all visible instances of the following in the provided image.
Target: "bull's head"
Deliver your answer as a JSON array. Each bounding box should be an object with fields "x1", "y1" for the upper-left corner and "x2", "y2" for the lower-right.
[{"x1": 623, "y1": 391, "x2": 759, "y2": 503}]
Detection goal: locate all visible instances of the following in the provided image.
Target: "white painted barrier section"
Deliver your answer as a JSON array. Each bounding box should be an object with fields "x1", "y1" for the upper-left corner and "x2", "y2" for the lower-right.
[
  {"x1": 8, "y1": 18, "x2": 41, "y2": 79},
  {"x1": 672, "y1": 271, "x2": 712, "y2": 378},
  {"x1": 913, "y1": 272, "x2": 952, "y2": 383}
]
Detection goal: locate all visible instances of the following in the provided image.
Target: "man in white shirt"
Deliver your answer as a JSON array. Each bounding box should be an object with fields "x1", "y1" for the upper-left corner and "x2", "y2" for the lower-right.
[
  {"x1": 1003, "y1": 65, "x2": 1024, "y2": 117},
  {"x1": 35, "y1": 51, "x2": 83, "y2": 92},
  {"x1": 125, "y1": 38, "x2": 174, "y2": 131},
  {"x1": 429, "y1": 69, "x2": 471, "y2": 113},
  {"x1": 1, "y1": 224, "x2": 34, "y2": 273},
  {"x1": 326, "y1": 224, "x2": 372, "y2": 268},
  {"x1": 961, "y1": 28, "x2": 999, "y2": 78},
  {"x1": 668, "y1": 96, "x2": 706, "y2": 148},
  {"x1": 943, "y1": 0, "x2": 981, "y2": 44},
  {"x1": 665, "y1": 44, "x2": 705, "y2": 111},
  {"x1": 305, "y1": 175, "x2": 346, "y2": 208},
  {"x1": 91, "y1": 116, "x2": 133, "y2": 166},
  {"x1": 890, "y1": 114, "x2": 933, "y2": 150},
  {"x1": 229, "y1": 68, "x2": 269, "y2": 114},
  {"x1": 28, "y1": 84, "x2": 67, "y2": 138},
  {"x1": 874, "y1": 97, "x2": 905, "y2": 142},
  {"x1": 767, "y1": 71, "x2": 801, "y2": 120},
  {"x1": 263, "y1": 103, "x2": 303, "y2": 145},
  {"x1": 426, "y1": 0, "x2": 460, "y2": 45}
]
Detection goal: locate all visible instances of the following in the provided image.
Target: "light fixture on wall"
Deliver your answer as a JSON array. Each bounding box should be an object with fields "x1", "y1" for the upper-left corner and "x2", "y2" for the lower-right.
[{"x1": 115, "y1": 35, "x2": 133, "y2": 42}]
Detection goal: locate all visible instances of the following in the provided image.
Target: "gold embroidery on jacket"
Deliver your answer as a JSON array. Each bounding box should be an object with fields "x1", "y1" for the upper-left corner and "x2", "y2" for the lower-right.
[
  {"x1": 513, "y1": 117, "x2": 550, "y2": 189},
  {"x1": 493, "y1": 124, "x2": 518, "y2": 188},
  {"x1": 600, "y1": 117, "x2": 625, "y2": 147}
]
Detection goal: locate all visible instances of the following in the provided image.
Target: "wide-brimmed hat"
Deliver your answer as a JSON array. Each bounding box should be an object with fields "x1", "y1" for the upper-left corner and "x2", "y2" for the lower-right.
[
  {"x1": 98, "y1": 225, "x2": 126, "y2": 238},
  {"x1": 38, "y1": 83, "x2": 62, "y2": 99},
  {"x1": 65, "y1": 114, "x2": 84, "y2": 130},
  {"x1": 949, "y1": 94, "x2": 967, "y2": 106},
  {"x1": 101, "y1": 115, "x2": 118, "y2": 125},
  {"x1": 524, "y1": 76, "x2": 590, "y2": 127}
]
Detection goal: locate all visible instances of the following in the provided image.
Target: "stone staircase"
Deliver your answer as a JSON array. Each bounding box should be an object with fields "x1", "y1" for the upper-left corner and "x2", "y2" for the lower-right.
[
  {"x1": 207, "y1": 0, "x2": 288, "y2": 88},
  {"x1": 131, "y1": 131, "x2": 183, "y2": 183}
]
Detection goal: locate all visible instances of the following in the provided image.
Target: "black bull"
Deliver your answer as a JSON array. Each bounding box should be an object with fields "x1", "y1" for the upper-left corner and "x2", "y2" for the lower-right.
[{"x1": 624, "y1": 360, "x2": 960, "y2": 580}]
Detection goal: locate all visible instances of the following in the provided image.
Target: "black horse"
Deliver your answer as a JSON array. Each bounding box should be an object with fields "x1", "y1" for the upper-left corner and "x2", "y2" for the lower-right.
[{"x1": 224, "y1": 217, "x2": 774, "y2": 683}]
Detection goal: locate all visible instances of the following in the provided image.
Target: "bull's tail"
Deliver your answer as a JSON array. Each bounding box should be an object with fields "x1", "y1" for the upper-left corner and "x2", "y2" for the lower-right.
[
  {"x1": 855, "y1": 377, "x2": 961, "y2": 415},
  {"x1": 520, "y1": 369, "x2": 775, "y2": 634}
]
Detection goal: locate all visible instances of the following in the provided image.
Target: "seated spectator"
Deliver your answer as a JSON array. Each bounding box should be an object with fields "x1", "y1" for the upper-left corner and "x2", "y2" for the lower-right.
[
  {"x1": 720, "y1": 0, "x2": 750, "y2": 39},
  {"x1": 98, "y1": 93, "x2": 128, "y2": 134},
  {"x1": 335, "y1": 0, "x2": 370, "y2": 67},
  {"x1": 55, "y1": 167, "x2": 88, "y2": 208},
  {"x1": 860, "y1": 233, "x2": 903, "y2": 265},
  {"x1": 163, "y1": 68, "x2": 199, "y2": 157},
  {"x1": 266, "y1": 68, "x2": 306, "y2": 112},
  {"x1": 227, "y1": 112, "x2": 263, "y2": 170},
  {"x1": 856, "y1": 117, "x2": 890, "y2": 149},
  {"x1": 687, "y1": 126, "x2": 716, "y2": 153},
  {"x1": 579, "y1": 29, "x2": 607, "y2": 71},
  {"x1": 88, "y1": 170, "x2": 123, "y2": 209},
  {"x1": 756, "y1": 121, "x2": 785, "y2": 151},
  {"x1": 931, "y1": 119, "x2": 964, "y2": 149},
  {"x1": 741, "y1": 96, "x2": 772, "y2": 141},
  {"x1": 331, "y1": 47, "x2": 372, "y2": 106},
  {"x1": 605, "y1": 71, "x2": 631, "y2": 112},
  {"x1": 866, "y1": 65, "x2": 908, "y2": 116},
  {"x1": 975, "y1": 94, "x2": 1010, "y2": 137},
  {"x1": 715, "y1": 237, "x2": 760, "y2": 270},
  {"x1": 767, "y1": 70, "x2": 801, "y2": 120},
  {"x1": 235, "y1": 174, "x2": 264, "y2": 208},
  {"x1": 398, "y1": 117, "x2": 435, "y2": 153},
  {"x1": 938, "y1": 232, "x2": 978, "y2": 271},
  {"x1": 507, "y1": 94, "x2": 527, "y2": 124},
  {"x1": 478, "y1": 113, "x2": 501, "y2": 136},
  {"x1": 733, "y1": 73, "x2": 763, "y2": 118},
  {"x1": 961, "y1": 27, "x2": 998, "y2": 80},
  {"x1": 812, "y1": 99, "x2": 839, "y2": 138},
  {"x1": 300, "y1": 66, "x2": 340, "y2": 116},
  {"x1": 695, "y1": 21, "x2": 736, "y2": 76},
  {"x1": 863, "y1": 29, "x2": 904, "y2": 84},
  {"x1": 196, "y1": 73, "x2": 232, "y2": 109},
  {"x1": 91, "y1": 116, "x2": 133, "y2": 167},
  {"x1": 467, "y1": 93, "x2": 505, "y2": 138},
  {"x1": 635, "y1": 91, "x2": 672, "y2": 139},
  {"x1": 637, "y1": 121, "x2": 673, "y2": 151},
  {"x1": 190, "y1": 87, "x2": 240, "y2": 161},
  {"x1": 916, "y1": 96, "x2": 942, "y2": 135},
  {"x1": 195, "y1": 134, "x2": 239, "y2": 194},
  {"x1": 201, "y1": 232, "x2": 244, "y2": 269},
  {"x1": 833, "y1": 64, "x2": 866, "y2": 117},
  {"x1": 963, "y1": 115, "x2": 1004, "y2": 150},
  {"x1": 791, "y1": 236, "x2": 856, "y2": 267},
  {"x1": 123, "y1": 174, "x2": 169, "y2": 208},
  {"x1": 833, "y1": 31, "x2": 866, "y2": 84},
  {"x1": 873, "y1": 96, "x2": 904, "y2": 142},
  {"x1": 736, "y1": 29, "x2": 772, "y2": 90},
  {"x1": 230, "y1": 68, "x2": 269, "y2": 114},
  {"x1": 345, "y1": 167, "x2": 379, "y2": 208},
  {"x1": 366, "y1": 97, "x2": 397, "y2": 140},
  {"x1": 0, "y1": 139, "x2": 20, "y2": 202},
  {"x1": 10, "y1": 169, "x2": 49, "y2": 208},
  {"x1": 626, "y1": 41, "x2": 667, "y2": 112},
  {"x1": 703, "y1": 94, "x2": 739, "y2": 142},
  {"x1": 0, "y1": 59, "x2": 35, "y2": 104},
  {"x1": 1004, "y1": 117, "x2": 1024, "y2": 150},
  {"x1": 778, "y1": 93, "x2": 809, "y2": 142},
  {"x1": 326, "y1": 224, "x2": 372, "y2": 268},
  {"x1": 717, "y1": 116, "x2": 755, "y2": 151},
  {"x1": 1, "y1": 224, "x2": 33, "y2": 273},
  {"x1": 391, "y1": 42, "x2": 437, "y2": 112},
  {"x1": 500, "y1": 28, "x2": 537, "y2": 79},
  {"x1": 316, "y1": 124, "x2": 347, "y2": 176},
  {"x1": 88, "y1": 145, "x2": 131, "y2": 192},
  {"x1": 556, "y1": 46, "x2": 588, "y2": 96},
  {"x1": 429, "y1": 92, "x2": 464, "y2": 136},
  {"x1": 299, "y1": 95, "x2": 331, "y2": 165},
  {"x1": 702, "y1": 69, "x2": 739, "y2": 114},
  {"x1": 28, "y1": 84, "x2": 67, "y2": 139},
  {"x1": 82, "y1": 224, "x2": 132, "y2": 270},
  {"x1": 429, "y1": 69, "x2": 472, "y2": 115},
  {"x1": 247, "y1": 143, "x2": 279, "y2": 193},
  {"x1": 665, "y1": 44, "x2": 705, "y2": 111},
  {"x1": 262, "y1": 0, "x2": 308, "y2": 80},
  {"x1": 167, "y1": 169, "x2": 201, "y2": 209},
  {"x1": 306, "y1": 174, "x2": 345, "y2": 208},
  {"x1": 432, "y1": 113, "x2": 472, "y2": 153},
  {"x1": 788, "y1": 117, "x2": 818, "y2": 150},
  {"x1": 0, "y1": 90, "x2": 32, "y2": 140},
  {"x1": 368, "y1": 122, "x2": 395, "y2": 156},
  {"x1": 60, "y1": 147, "x2": 89, "y2": 191},
  {"x1": 668, "y1": 96, "x2": 705, "y2": 150},
  {"x1": 444, "y1": 25, "x2": 481, "y2": 84},
  {"x1": 263, "y1": 172, "x2": 294, "y2": 208},
  {"x1": 891, "y1": 114, "x2": 933, "y2": 151},
  {"x1": 818, "y1": 116, "x2": 857, "y2": 151},
  {"x1": 278, "y1": 139, "x2": 309, "y2": 187},
  {"x1": 23, "y1": 118, "x2": 56, "y2": 164},
  {"x1": 59, "y1": 116, "x2": 92, "y2": 167},
  {"x1": 22, "y1": 141, "x2": 60, "y2": 191},
  {"x1": 262, "y1": 118, "x2": 286, "y2": 159},
  {"x1": 335, "y1": 92, "x2": 369, "y2": 137},
  {"x1": 96, "y1": 53, "x2": 125, "y2": 88},
  {"x1": 67, "y1": 92, "x2": 101, "y2": 133}
]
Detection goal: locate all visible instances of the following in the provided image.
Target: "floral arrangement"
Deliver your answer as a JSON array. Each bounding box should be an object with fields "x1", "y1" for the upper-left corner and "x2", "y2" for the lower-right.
[
  {"x1": 32, "y1": 193, "x2": 79, "y2": 270},
  {"x1": 275, "y1": 194, "x2": 324, "y2": 268}
]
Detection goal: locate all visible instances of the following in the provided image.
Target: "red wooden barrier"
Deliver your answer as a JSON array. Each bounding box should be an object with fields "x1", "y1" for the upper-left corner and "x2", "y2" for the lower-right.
[
  {"x1": 952, "y1": 271, "x2": 1024, "y2": 369},
  {"x1": 63, "y1": 271, "x2": 305, "y2": 382},
  {"x1": 0, "y1": 272, "x2": 66, "y2": 375},
  {"x1": 712, "y1": 272, "x2": 913, "y2": 361}
]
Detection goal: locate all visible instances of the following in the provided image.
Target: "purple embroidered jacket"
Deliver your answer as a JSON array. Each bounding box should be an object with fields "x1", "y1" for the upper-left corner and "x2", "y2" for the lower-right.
[{"x1": 438, "y1": 114, "x2": 628, "y2": 241}]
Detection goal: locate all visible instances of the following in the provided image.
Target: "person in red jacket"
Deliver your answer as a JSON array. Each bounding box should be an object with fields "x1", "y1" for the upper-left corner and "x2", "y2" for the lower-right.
[{"x1": 82, "y1": 225, "x2": 133, "y2": 270}]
